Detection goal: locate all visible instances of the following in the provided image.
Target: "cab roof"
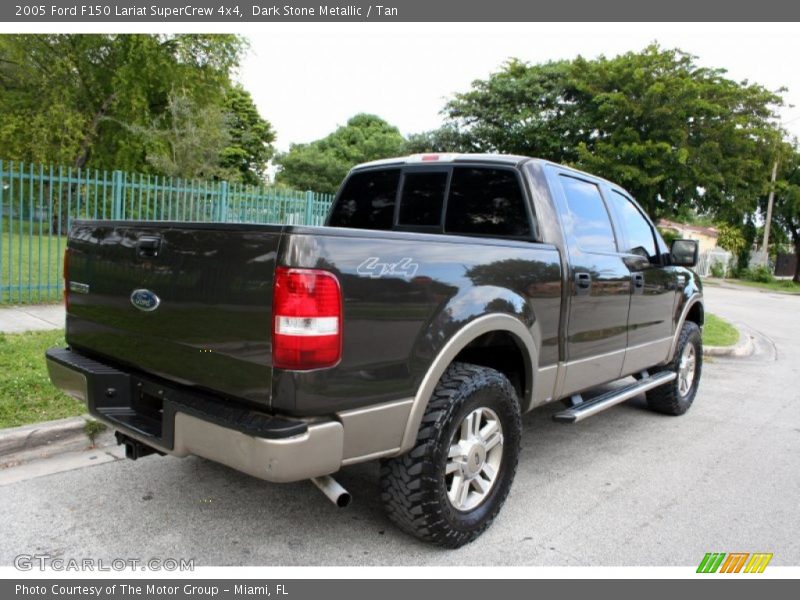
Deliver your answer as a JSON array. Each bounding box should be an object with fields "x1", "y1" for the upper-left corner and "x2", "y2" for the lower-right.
[
  {"x1": 352, "y1": 153, "x2": 534, "y2": 170},
  {"x1": 351, "y1": 153, "x2": 624, "y2": 192}
]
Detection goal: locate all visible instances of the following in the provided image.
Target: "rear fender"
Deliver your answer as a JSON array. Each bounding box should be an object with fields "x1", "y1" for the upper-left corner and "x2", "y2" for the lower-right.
[{"x1": 398, "y1": 310, "x2": 538, "y2": 455}]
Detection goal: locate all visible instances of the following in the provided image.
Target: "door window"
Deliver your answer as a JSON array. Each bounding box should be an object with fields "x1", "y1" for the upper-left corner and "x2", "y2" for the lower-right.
[
  {"x1": 559, "y1": 175, "x2": 617, "y2": 253},
  {"x1": 608, "y1": 190, "x2": 658, "y2": 261}
]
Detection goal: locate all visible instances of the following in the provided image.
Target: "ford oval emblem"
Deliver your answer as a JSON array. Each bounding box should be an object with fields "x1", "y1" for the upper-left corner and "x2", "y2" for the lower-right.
[{"x1": 130, "y1": 289, "x2": 161, "y2": 312}]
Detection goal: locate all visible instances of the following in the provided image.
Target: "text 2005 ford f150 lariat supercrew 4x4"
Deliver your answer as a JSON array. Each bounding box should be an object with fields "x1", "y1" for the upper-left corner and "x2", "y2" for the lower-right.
[{"x1": 46, "y1": 154, "x2": 704, "y2": 547}]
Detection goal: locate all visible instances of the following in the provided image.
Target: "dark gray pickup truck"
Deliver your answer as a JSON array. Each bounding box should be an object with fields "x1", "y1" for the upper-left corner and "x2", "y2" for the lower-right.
[{"x1": 46, "y1": 153, "x2": 704, "y2": 547}]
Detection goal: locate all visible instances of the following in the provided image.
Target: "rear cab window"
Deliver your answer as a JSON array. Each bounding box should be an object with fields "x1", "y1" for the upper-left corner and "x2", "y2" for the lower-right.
[
  {"x1": 397, "y1": 171, "x2": 448, "y2": 228},
  {"x1": 327, "y1": 168, "x2": 400, "y2": 230},
  {"x1": 328, "y1": 164, "x2": 534, "y2": 240}
]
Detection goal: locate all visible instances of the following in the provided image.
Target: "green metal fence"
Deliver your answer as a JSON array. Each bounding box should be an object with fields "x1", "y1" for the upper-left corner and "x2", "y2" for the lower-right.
[{"x1": 0, "y1": 160, "x2": 334, "y2": 304}]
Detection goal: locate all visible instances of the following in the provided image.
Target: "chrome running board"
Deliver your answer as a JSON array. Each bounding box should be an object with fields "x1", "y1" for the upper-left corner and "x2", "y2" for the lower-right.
[{"x1": 553, "y1": 371, "x2": 677, "y2": 424}]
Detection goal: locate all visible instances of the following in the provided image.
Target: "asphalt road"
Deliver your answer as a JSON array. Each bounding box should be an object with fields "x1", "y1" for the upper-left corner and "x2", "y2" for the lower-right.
[{"x1": 1, "y1": 284, "x2": 798, "y2": 566}]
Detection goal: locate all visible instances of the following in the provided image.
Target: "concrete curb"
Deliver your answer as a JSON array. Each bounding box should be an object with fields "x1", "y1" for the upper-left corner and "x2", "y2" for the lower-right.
[
  {"x1": 703, "y1": 324, "x2": 754, "y2": 358},
  {"x1": 0, "y1": 416, "x2": 91, "y2": 464}
]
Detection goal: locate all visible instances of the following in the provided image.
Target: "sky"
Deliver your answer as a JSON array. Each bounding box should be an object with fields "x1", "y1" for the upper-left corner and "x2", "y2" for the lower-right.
[{"x1": 237, "y1": 22, "x2": 800, "y2": 152}]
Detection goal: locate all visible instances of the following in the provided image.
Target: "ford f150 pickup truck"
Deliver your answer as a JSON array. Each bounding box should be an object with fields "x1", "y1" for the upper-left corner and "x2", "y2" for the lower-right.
[{"x1": 46, "y1": 154, "x2": 703, "y2": 547}]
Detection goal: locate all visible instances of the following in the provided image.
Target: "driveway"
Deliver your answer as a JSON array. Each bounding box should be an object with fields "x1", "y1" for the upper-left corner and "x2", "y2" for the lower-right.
[{"x1": 0, "y1": 284, "x2": 798, "y2": 566}]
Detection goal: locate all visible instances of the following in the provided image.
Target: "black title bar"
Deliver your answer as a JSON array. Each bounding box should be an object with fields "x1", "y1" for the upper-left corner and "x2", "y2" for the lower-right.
[{"x1": 5, "y1": 0, "x2": 800, "y2": 22}]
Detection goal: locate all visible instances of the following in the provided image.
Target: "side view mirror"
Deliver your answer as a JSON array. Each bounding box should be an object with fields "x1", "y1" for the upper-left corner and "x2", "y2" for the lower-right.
[{"x1": 670, "y1": 239, "x2": 699, "y2": 267}]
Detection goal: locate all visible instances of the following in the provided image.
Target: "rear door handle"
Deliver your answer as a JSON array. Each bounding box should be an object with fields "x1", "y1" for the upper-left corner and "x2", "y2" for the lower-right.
[
  {"x1": 632, "y1": 272, "x2": 644, "y2": 294},
  {"x1": 574, "y1": 272, "x2": 592, "y2": 295},
  {"x1": 137, "y1": 236, "x2": 162, "y2": 258}
]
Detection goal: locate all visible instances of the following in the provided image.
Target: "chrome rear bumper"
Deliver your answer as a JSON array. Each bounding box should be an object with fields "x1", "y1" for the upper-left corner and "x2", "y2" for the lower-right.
[{"x1": 46, "y1": 348, "x2": 344, "y2": 483}]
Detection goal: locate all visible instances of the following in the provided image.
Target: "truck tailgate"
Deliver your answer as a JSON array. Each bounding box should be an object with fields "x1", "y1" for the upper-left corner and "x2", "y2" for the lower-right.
[{"x1": 65, "y1": 222, "x2": 282, "y2": 406}]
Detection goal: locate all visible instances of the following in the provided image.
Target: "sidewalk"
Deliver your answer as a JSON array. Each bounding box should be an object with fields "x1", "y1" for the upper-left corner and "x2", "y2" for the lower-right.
[
  {"x1": 0, "y1": 304, "x2": 65, "y2": 333},
  {"x1": 703, "y1": 277, "x2": 800, "y2": 295}
]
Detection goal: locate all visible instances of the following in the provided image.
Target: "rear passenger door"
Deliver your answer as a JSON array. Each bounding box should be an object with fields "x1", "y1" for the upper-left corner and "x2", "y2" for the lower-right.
[
  {"x1": 604, "y1": 188, "x2": 678, "y2": 374},
  {"x1": 548, "y1": 169, "x2": 632, "y2": 395}
]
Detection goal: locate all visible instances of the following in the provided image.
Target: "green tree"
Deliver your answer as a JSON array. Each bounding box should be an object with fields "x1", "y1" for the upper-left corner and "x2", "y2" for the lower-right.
[
  {"x1": 658, "y1": 227, "x2": 680, "y2": 246},
  {"x1": 221, "y1": 86, "x2": 276, "y2": 184},
  {"x1": 0, "y1": 103, "x2": 86, "y2": 165},
  {"x1": 571, "y1": 47, "x2": 780, "y2": 221},
  {"x1": 440, "y1": 45, "x2": 782, "y2": 219},
  {"x1": 137, "y1": 92, "x2": 234, "y2": 180},
  {"x1": 444, "y1": 59, "x2": 584, "y2": 161},
  {"x1": 0, "y1": 34, "x2": 246, "y2": 171},
  {"x1": 716, "y1": 223, "x2": 748, "y2": 259},
  {"x1": 404, "y1": 125, "x2": 476, "y2": 154},
  {"x1": 276, "y1": 113, "x2": 406, "y2": 193}
]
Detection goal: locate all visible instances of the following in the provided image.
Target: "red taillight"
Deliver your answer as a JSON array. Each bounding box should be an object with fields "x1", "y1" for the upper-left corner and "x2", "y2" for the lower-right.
[
  {"x1": 272, "y1": 267, "x2": 342, "y2": 370},
  {"x1": 63, "y1": 247, "x2": 70, "y2": 312},
  {"x1": 421, "y1": 154, "x2": 440, "y2": 161}
]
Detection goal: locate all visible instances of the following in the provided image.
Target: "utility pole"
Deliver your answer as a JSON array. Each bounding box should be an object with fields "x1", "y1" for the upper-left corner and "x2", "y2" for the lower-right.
[{"x1": 762, "y1": 158, "x2": 779, "y2": 258}]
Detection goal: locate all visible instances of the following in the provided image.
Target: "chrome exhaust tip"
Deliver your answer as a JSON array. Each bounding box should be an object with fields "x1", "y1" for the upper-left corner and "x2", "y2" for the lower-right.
[{"x1": 311, "y1": 475, "x2": 351, "y2": 508}]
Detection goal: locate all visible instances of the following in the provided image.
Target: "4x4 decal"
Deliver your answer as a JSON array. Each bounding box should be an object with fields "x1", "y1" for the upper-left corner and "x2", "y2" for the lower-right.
[{"x1": 356, "y1": 257, "x2": 420, "y2": 279}]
